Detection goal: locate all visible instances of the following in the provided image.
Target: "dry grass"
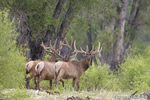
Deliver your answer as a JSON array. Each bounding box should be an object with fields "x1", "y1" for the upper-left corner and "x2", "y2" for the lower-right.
[{"x1": 0, "y1": 88, "x2": 147, "y2": 100}]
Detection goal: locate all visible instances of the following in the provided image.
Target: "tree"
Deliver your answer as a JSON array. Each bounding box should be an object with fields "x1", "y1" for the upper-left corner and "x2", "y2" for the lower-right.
[{"x1": 0, "y1": 0, "x2": 81, "y2": 60}]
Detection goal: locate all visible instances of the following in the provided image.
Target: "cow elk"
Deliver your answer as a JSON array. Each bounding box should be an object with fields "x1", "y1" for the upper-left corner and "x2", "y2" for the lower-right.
[
  {"x1": 54, "y1": 41, "x2": 102, "y2": 90},
  {"x1": 25, "y1": 39, "x2": 63, "y2": 89}
]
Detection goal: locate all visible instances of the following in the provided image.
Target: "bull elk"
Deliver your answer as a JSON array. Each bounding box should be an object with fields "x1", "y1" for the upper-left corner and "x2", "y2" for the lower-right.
[
  {"x1": 25, "y1": 39, "x2": 63, "y2": 89},
  {"x1": 35, "y1": 38, "x2": 74, "y2": 90},
  {"x1": 54, "y1": 41, "x2": 102, "y2": 90}
]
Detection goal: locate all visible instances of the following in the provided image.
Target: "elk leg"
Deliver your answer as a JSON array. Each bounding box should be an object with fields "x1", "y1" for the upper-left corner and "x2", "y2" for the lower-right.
[
  {"x1": 72, "y1": 78, "x2": 76, "y2": 88},
  {"x1": 37, "y1": 75, "x2": 43, "y2": 90},
  {"x1": 26, "y1": 80, "x2": 29, "y2": 89},
  {"x1": 49, "y1": 80, "x2": 52, "y2": 89},
  {"x1": 26, "y1": 74, "x2": 34, "y2": 89},
  {"x1": 60, "y1": 80, "x2": 64, "y2": 87},
  {"x1": 34, "y1": 76, "x2": 37, "y2": 89},
  {"x1": 25, "y1": 73, "x2": 29, "y2": 89},
  {"x1": 76, "y1": 78, "x2": 80, "y2": 91},
  {"x1": 54, "y1": 69, "x2": 65, "y2": 87},
  {"x1": 37, "y1": 76, "x2": 40, "y2": 90}
]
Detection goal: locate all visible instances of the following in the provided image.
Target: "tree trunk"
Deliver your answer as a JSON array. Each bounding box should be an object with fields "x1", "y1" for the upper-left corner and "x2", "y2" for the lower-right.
[
  {"x1": 124, "y1": 0, "x2": 144, "y2": 57},
  {"x1": 128, "y1": 0, "x2": 138, "y2": 25},
  {"x1": 53, "y1": 0, "x2": 66, "y2": 19},
  {"x1": 57, "y1": 0, "x2": 77, "y2": 40},
  {"x1": 86, "y1": 24, "x2": 92, "y2": 51},
  {"x1": 110, "y1": 0, "x2": 128, "y2": 70},
  {"x1": 101, "y1": 19, "x2": 115, "y2": 65}
]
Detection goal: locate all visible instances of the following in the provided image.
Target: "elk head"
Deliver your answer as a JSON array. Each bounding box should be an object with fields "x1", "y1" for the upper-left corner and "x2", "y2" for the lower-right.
[{"x1": 74, "y1": 41, "x2": 102, "y2": 65}]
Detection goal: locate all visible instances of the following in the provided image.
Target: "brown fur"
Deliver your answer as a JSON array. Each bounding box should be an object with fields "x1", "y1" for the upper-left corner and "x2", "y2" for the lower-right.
[
  {"x1": 25, "y1": 60, "x2": 40, "y2": 89},
  {"x1": 25, "y1": 54, "x2": 60, "y2": 89},
  {"x1": 35, "y1": 61, "x2": 64, "y2": 90},
  {"x1": 54, "y1": 56, "x2": 91, "y2": 90}
]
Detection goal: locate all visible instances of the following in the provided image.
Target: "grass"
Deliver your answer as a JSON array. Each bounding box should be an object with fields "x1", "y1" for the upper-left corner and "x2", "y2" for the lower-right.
[{"x1": 1, "y1": 88, "x2": 141, "y2": 100}]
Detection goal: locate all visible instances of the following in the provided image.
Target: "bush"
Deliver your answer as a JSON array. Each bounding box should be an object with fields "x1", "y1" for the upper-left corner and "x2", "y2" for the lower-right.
[
  {"x1": 118, "y1": 46, "x2": 150, "y2": 92},
  {"x1": 80, "y1": 62, "x2": 110, "y2": 91},
  {"x1": 0, "y1": 10, "x2": 26, "y2": 88}
]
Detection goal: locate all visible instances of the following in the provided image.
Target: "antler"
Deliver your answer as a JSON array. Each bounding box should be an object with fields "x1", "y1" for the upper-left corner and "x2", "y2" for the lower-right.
[
  {"x1": 57, "y1": 38, "x2": 80, "y2": 60},
  {"x1": 70, "y1": 41, "x2": 87, "y2": 58},
  {"x1": 59, "y1": 37, "x2": 74, "y2": 58},
  {"x1": 49, "y1": 39, "x2": 64, "y2": 58},
  {"x1": 41, "y1": 42, "x2": 53, "y2": 55},
  {"x1": 90, "y1": 42, "x2": 102, "y2": 57},
  {"x1": 72, "y1": 42, "x2": 102, "y2": 57},
  {"x1": 69, "y1": 40, "x2": 79, "y2": 58},
  {"x1": 41, "y1": 39, "x2": 64, "y2": 59}
]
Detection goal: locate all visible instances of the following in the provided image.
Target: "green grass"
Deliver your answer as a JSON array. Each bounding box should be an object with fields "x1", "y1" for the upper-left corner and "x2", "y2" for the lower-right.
[
  {"x1": 0, "y1": 88, "x2": 134, "y2": 100},
  {"x1": 1, "y1": 88, "x2": 148, "y2": 100}
]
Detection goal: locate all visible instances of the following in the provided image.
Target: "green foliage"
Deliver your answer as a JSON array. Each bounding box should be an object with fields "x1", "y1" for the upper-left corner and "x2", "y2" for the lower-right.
[
  {"x1": 2, "y1": 0, "x2": 57, "y2": 42},
  {"x1": 44, "y1": 54, "x2": 51, "y2": 61},
  {"x1": 3, "y1": 88, "x2": 30, "y2": 100},
  {"x1": 79, "y1": 61, "x2": 110, "y2": 91},
  {"x1": 97, "y1": 30, "x2": 116, "y2": 52},
  {"x1": 118, "y1": 45, "x2": 150, "y2": 92},
  {"x1": 0, "y1": 10, "x2": 26, "y2": 88}
]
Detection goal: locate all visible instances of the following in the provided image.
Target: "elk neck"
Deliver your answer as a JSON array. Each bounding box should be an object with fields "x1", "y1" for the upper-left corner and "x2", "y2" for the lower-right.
[
  {"x1": 49, "y1": 55, "x2": 57, "y2": 62},
  {"x1": 81, "y1": 58, "x2": 91, "y2": 71}
]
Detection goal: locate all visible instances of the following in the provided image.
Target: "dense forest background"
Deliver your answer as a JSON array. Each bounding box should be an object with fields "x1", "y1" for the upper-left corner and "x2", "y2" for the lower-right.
[{"x1": 0, "y1": 0, "x2": 150, "y2": 97}]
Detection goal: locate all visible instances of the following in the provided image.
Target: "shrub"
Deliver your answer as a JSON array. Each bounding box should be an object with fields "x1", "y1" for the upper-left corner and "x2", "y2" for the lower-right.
[
  {"x1": 118, "y1": 46, "x2": 150, "y2": 92},
  {"x1": 80, "y1": 62, "x2": 110, "y2": 91},
  {"x1": 0, "y1": 10, "x2": 26, "y2": 88}
]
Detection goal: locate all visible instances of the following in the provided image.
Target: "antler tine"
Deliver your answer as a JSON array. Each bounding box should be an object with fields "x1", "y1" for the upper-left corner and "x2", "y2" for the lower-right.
[
  {"x1": 70, "y1": 40, "x2": 79, "y2": 58},
  {"x1": 64, "y1": 37, "x2": 69, "y2": 45},
  {"x1": 70, "y1": 37, "x2": 73, "y2": 47},
  {"x1": 90, "y1": 45, "x2": 95, "y2": 53},
  {"x1": 86, "y1": 45, "x2": 89, "y2": 53},
  {"x1": 49, "y1": 39, "x2": 57, "y2": 52},
  {"x1": 41, "y1": 42, "x2": 50, "y2": 50},
  {"x1": 80, "y1": 47, "x2": 86, "y2": 54},
  {"x1": 73, "y1": 40, "x2": 77, "y2": 51},
  {"x1": 41, "y1": 42, "x2": 53, "y2": 55},
  {"x1": 49, "y1": 40, "x2": 56, "y2": 53},
  {"x1": 53, "y1": 38, "x2": 58, "y2": 50},
  {"x1": 56, "y1": 38, "x2": 65, "y2": 53},
  {"x1": 91, "y1": 42, "x2": 102, "y2": 57},
  {"x1": 60, "y1": 42, "x2": 72, "y2": 51},
  {"x1": 48, "y1": 39, "x2": 64, "y2": 59},
  {"x1": 97, "y1": 42, "x2": 102, "y2": 57},
  {"x1": 57, "y1": 41, "x2": 63, "y2": 53},
  {"x1": 98, "y1": 42, "x2": 101, "y2": 50},
  {"x1": 61, "y1": 38, "x2": 73, "y2": 57}
]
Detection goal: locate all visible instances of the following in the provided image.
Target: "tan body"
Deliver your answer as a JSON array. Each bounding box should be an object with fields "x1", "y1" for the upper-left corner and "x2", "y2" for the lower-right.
[
  {"x1": 54, "y1": 40, "x2": 102, "y2": 90},
  {"x1": 35, "y1": 61, "x2": 64, "y2": 90},
  {"x1": 25, "y1": 60, "x2": 40, "y2": 89},
  {"x1": 25, "y1": 38, "x2": 65, "y2": 89},
  {"x1": 55, "y1": 58, "x2": 90, "y2": 90}
]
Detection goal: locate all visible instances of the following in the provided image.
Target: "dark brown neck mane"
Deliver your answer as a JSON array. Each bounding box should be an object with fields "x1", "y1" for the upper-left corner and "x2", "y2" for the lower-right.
[
  {"x1": 81, "y1": 58, "x2": 90, "y2": 71},
  {"x1": 49, "y1": 55, "x2": 57, "y2": 62}
]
